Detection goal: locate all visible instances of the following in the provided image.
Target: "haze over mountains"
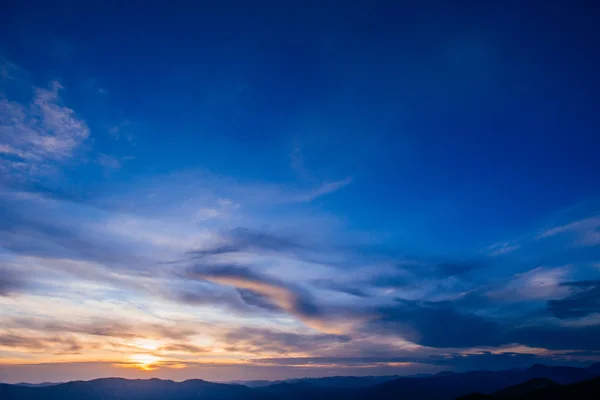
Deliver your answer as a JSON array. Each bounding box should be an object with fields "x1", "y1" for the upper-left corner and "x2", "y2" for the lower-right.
[{"x1": 2, "y1": 363, "x2": 599, "y2": 400}]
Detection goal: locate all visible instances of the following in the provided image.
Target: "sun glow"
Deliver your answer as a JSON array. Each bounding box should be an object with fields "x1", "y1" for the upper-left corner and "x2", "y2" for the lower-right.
[
  {"x1": 129, "y1": 354, "x2": 161, "y2": 371},
  {"x1": 131, "y1": 338, "x2": 160, "y2": 351}
]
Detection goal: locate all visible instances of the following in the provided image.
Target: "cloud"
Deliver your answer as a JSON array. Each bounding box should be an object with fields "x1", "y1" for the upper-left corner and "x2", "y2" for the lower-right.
[
  {"x1": 165, "y1": 280, "x2": 271, "y2": 316},
  {"x1": 237, "y1": 288, "x2": 281, "y2": 311},
  {"x1": 311, "y1": 280, "x2": 370, "y2": 298},
  {"x1": 0, "y1": 59, "x2": 19, "y2": 81},
  {"x1": 0, "y1": 193, "x2": 137, "y2": 267},
  {"x1": 0, "y1": 267, "x2": 27, "y2": 296},
  {"x1": 158, "y1": 343, "x2": 209, "y2": 354},
  {"x1": 96, "y1": 153, "x2": 121, "y2": 170},
  {"x1": 224, "y1": 327, "x2": 350, "y2": 355},
  {"x1": 187, "y1": 227, "x2": 307, "y2": 258},
  {"x1": 537, "y1": 216, "x2": 600, "y2": 246},
  {"x1": 424, "y1": 351, "x2": 595, "y2": 371},
  {"x1": 187, "y1": 264, "x2": 335, "y2": 333},
  {"x1": 107, "y1": 120, "x2": 133, "y2": 141},
  {"x1": 0, "y1": 334, "x2": 82, "y2": 354},
  {"x1": 547, "y1": 281, "x2": 600, "y2": 319},
  {"x1": 0, "y1": 80, "x2": 89, "y2": 178},
  {"x1": 361, "y1": 287, "x2": 600, "y2": 351},
  {"x1": 249, "y1": 345, "x2": 599, "y2": 370},
  {"x1": 289, "y1": 142, "x2": 310, "y2": 181},
  {"x1": 505, "y1": 323, "x2": 600, "y2": 351},
  {"x1": 486, "y1": 241, "x2": 521, "y2": 256},
  {"x1": 485, "y1": 267, "x2": 571, "y2": 301},
  {"x1": 367, "y1": 299, "x2": 503, "y2": 348},
  {"x1": 8, "y1": 317, "x2": 191, "y2": 340},
  {"x1": 294, "y1": 177, "x2": 353, "y2": 202}
]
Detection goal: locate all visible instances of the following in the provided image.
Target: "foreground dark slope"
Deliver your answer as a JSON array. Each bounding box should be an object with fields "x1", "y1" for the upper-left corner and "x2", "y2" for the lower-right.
[
  {"x1": 458, "y1": 376, "x2": 600, "y2": 399},
  {"x1": 361, "y1": 363, "x2": 600, "y2": 400},
  {"x1": 1, "y1": 363, "x2": 599, "y2": 400}
]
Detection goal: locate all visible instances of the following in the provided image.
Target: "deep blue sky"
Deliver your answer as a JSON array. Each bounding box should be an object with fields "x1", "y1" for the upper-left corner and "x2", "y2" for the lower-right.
[{"x1": 1, "y1": 0, "x2": 599, "y2": 382}]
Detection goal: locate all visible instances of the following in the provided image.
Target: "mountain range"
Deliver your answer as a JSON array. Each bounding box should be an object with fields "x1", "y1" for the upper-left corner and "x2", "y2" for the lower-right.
[
  {"x1": 1, "y1": 362, "x2": 599, "y2": 400},
  {"x1": 458, "y1": 376, "x2": 600, "y2": 399}
]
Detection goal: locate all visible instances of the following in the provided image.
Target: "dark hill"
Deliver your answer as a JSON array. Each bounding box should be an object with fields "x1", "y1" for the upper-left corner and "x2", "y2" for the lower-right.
[
  {"x1": 353, "y1": 363, "x2": 598, "y2": 400},
  {"x1": 1, "y1": 362, "x2": 599, "y2": 400},
  {"x1": 0, "y1": 377, "x2": 272, "y2": 400},
  {"x1": 457, "y1": 376, "x2": 600, "y2": 399},
  {"x1": 493, "y1": 377, "x2": 559, "y2": 397}
]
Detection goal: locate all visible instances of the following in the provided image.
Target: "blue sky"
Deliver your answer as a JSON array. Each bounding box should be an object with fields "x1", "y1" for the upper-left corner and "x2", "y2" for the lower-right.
[{"x1": 1, "y1": 0, "x2": 599, "y2": 383}]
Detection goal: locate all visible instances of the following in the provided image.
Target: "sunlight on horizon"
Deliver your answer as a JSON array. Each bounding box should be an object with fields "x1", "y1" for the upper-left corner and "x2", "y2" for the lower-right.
[{"x1": 129, "y1": 354, "x2": 161, "y2": 371}]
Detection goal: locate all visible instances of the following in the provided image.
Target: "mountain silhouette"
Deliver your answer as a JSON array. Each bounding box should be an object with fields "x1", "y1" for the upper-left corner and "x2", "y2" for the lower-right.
[
  {"x1": 2, "y1": 363, "x2": 599, "y2": 400},
  {"x1": 458, "y1": 376, "x2": 600, "y2": 399},
  {"x1": 230, "y1": 375, "x2": 402, "y2": 388},
  {"x1": 358, "y1": 363, "x2": 599, "y2": 400},
  {"x1": 14, "y1": 382, "x2": 63, "y2": 387},
  {"x1": 0, "y1": 377, "x2": 271, "y2": 400}
]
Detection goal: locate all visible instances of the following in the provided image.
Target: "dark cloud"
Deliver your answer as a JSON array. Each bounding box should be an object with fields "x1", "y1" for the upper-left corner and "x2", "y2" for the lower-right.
[
  {"x1": 184, "y1": 263, "x2": 600, "y2": 351},
  {"x1": 237, "y1": 289, "x2": 281, "y2": 311},
  {"x1": 505, "y1": 322, "x2": 600, "y2": 351},
  {"x1": 363, "y1": 294, "x2": 600, "y2": 351},
  {"x1": 182, "y1": 227, "x2": 407, "y2": 271},
  {"x1": 0, "y1": 334, "x2": 83, "y2": 354},
  {"x1": 166, "y1": 280, "x2": 266, "y2": 315},
  {"x1": 0, "y1": 267, "x2": 27, "y2": 296},
  {"x1": 368, "y1": 299, "x2": 503, "y2": 348},
  {"x1": 253, "y1": 351, "x2": 597, "y2": 370},
  {"x1": 365, "y1": 258, "x2": 488, "y2": 292},
  {"x1": 311, "y1": 279, "x2": 370, "y2": 297},
  {"x1": 188, "y1": 228, "x2": 306, "y2": 258},
  {"x1": 548, "y1": 280, "x2": 600, "y2": 319},
  {"x1": 425, "y1": 351, "x2": 596, "y2": 371},
  {"x1": 367, "y1": 270, "x2": 413, "y2": 289}
]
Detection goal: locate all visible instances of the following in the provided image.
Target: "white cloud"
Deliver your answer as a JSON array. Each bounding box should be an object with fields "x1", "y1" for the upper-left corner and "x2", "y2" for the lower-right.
[
  {"x1": 537, "y1": 216, "x2": 600, "y2": 247},
  {"x1": 0, "y1": 80, "x2": 89, "y2": 177},
  {"x1": 486, "y1": 267, "x2": 571, "y2": 301}
]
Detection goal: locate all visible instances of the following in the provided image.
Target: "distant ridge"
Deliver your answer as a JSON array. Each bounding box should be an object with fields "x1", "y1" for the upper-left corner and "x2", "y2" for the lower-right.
[
  {"x1": 14, "y1": 382, "x2": 63, "y2": 387},
  {"x1": 2, "y1": 362, "x2": 599, "y2": 400}
]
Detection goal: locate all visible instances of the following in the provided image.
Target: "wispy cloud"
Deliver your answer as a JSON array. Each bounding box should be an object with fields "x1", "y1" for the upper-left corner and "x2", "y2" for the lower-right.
[
  {"x1": 294, "y1": 177, "x2": 353, "y2": 202},
  {"x1": 108, "y1": 120, "x2": 133, "y2": 142},
  {"x1": 485, "y1": 267, "x2": 571, "y2": 301},
  {"x1": 287, "y1": 140, "x2": 353, "y2": 201},
  {"x1": 537, "y1": 216, "x2": 600, "y2": 246},
  {"x1": 0, "y1": 80, "x2": 89, "y2": 178},
  {"x1": 486, "y1": 241, "x2": 521, "y2": 256},
  {"x1": 96, "y1": 153, "x2": 121, "y2": 170},
  {"x1": 187, "y1": 264, "x2": 337, "y2": 333},
  {"x1": 0, "y1": 267, "x2": 27, "y2": 296}
]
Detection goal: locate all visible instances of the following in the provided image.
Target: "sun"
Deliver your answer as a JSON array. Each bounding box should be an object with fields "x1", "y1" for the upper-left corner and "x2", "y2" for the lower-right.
[{"x1": 129, "y1": 354, "x2": 161, "y2": 371}]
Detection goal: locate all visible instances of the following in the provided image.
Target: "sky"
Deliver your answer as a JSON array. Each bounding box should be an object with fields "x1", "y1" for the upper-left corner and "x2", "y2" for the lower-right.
[{"x1": 1, "y1": 0, "x2": 600, "y2": 384}]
